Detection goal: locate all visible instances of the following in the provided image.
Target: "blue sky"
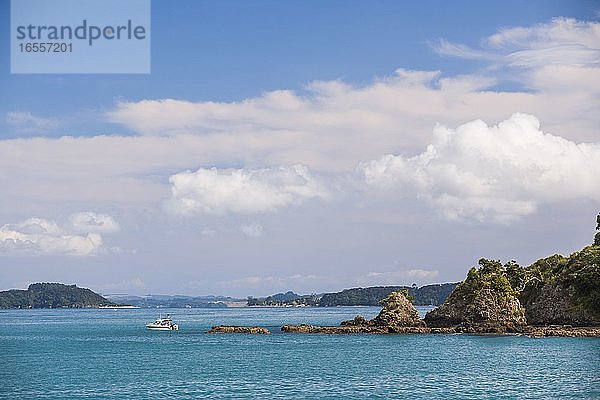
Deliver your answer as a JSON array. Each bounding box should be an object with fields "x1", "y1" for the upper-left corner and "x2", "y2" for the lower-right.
[
  {"x1": 1, "y1": 0, "x2": 597, "y2": 134},
  {"x1": 0, "y1": 0, "x2": 599, "y2": 296}
]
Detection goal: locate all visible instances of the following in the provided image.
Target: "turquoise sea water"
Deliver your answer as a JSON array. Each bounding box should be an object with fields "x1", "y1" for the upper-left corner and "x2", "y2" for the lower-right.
[{"x1": 1, "y1": 307, "x2": 598, "y2": 399}]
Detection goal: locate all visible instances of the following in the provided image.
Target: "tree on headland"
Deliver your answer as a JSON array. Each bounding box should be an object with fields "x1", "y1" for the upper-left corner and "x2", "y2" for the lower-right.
[{"x1": 595, "y1": 212, "x2": 600, "y2": 246}]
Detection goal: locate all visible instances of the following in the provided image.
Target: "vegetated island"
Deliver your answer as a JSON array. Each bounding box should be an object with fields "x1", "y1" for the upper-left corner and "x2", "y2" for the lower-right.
[
  {"x1": 247, "y1": 283, "x2": 458, "y2": 307},
  {"x1": 223, "y1": 214, "x2": 600, "y2": 337},
  {"x1": 0, "y1": 283, "x2": 117, "y2": 309}
]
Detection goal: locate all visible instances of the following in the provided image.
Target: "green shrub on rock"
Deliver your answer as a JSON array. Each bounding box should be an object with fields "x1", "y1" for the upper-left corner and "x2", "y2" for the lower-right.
[{"x1": 424, "y1": 259, "x2": 526, "y2": 331}]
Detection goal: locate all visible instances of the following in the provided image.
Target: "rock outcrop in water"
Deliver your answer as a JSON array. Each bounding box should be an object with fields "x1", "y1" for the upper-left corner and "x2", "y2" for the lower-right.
[
  {"x1": 425, "y1": 259, "x2": 526, "y2": 332},
  {"x1": 280, "y1": 323, "x2": 600, "y2": 336},
  {"x1": 281, "y1": 324, "x2": 431, "y2": 334},
  {"x1": 208, "y1": 325, "x2": 270, "y2": 334},
  {"x1": 370, "y1": 291, "x2": 426, "y2": 327}
]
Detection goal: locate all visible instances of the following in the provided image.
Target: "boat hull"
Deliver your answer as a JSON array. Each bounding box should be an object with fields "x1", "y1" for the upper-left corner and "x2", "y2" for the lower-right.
[{"x1": 146, "y1": 324, "x2": 178, "y2": 331}]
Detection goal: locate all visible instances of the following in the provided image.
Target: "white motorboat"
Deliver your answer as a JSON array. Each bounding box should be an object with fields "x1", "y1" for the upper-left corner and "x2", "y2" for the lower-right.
[{"x1": 146, "y1": 314, "x2": 179, "y2": 331}]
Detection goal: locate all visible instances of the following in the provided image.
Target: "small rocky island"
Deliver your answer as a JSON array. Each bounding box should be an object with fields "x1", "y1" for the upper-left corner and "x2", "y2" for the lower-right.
[{"x1": 208, "y1": 326, "x2": 271, "y2": 334}]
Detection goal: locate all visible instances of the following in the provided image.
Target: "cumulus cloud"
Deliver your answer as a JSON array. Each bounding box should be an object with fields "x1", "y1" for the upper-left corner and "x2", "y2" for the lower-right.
[
  {"x1": 168, "y1": 164, "x2": 330, "y2": 215},
  {"x1": 361, "y1": 113, "x2": 600, "y2": 223},
  {"x1": 239, "y1": 223, "x2": 263, "y2": 238},
  {"x1": 0, "y1": 213, "x2": 119, "y2": 256},
  {"x1": 6, "y1": 111, "x2": 60, "y2": 133}
]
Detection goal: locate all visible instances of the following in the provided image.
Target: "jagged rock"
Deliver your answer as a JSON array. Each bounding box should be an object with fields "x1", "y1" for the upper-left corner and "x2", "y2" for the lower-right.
[
  {"x1": 522, "y1": 326, "x2": 600, "y2": 337},
  {"x1": 208, "y1": 325, "x2": 270, "y2": 334},
  {"x1": 281, "y1": 324, "x2": 427, "y2": 334},
  {"x1": 425, "y1": 259, "x2": 526, "y2": 332},
  {"x1": 281, "y1": 324, "x2": 315, "y2": 333},
  {"x1": 281, "y1": 323, "x2": 600, "y2": 336},
  {"x1": 292, "y1": 291, "x2": 427, "y2": 333},
  {"x1": 339, "y1": 291, "x2": 425, "y2": 328},
  {"x1": 371, "y1": 291, "x2": 426, "y2": 327},
  {"x1": 340, "y1": 315, "x2": 369, "y2": 326}
]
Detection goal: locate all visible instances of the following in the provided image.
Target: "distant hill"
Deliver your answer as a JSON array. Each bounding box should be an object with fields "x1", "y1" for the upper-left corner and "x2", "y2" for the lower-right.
[
  {"x1": 0, "y1": 283, "x2": 115, "y2": 309},
  {"x1": 270, "y1": 291, "x2": 301, "y2": 302},
  {"x1": 247, "y1": 283, "x2": 458, "y2": 307},
  {"x1": 320, "y1": 284, "x2": 458, "y2": 306}
]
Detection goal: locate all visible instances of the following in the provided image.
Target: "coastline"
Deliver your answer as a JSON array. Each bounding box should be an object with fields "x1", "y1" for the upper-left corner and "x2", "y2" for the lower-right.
[
  {"x1": 98, "y1": 305, "x2": 140, "y2": 309},
  {"x1": 205, "y1": 323, "x2": 600, "y2": 337},
  {"x1": 279, "y1": 324, "x2": 600, "y2": 337}
]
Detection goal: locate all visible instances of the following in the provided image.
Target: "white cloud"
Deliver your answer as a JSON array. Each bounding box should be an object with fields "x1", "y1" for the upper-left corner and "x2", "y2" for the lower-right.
[
  {"x1": 69, "y1": 211, "x2": 120, "y2": 233},
  {"x1": 361, "y1": 113, "x2": 600, "y2": 223},
  {"x1": 0, "y1": 213, "x2": 119, "y2": 256},
  {"x1": 168, "y1": 164, "x2": 330, "y2": 215},
  {"x1": 3, "y1": 17, "x2": 600, "y2": 217},
  {"x1": 6, "y1": 111, "x2": 60, "y2": 133},
  {"x1": 239, "y1": 223, "x2": 263, "y2": 238},
  {"x1": 356, "y1": 269, "x2": 440, "y2": 286},
  {"x1": 403, "y1": 269, "x2": 440, "y2": 279},
  {"x1": 218, "y1": 271, "x2": 441, "y2": 294},
  {"x1": 217, "y1": 274, "x2": 323, "y2": 290},
  {"x1": 435, "y1": 18, "x2": 600, "y2": 68},
  {"x1": 0, "y1": 18, "x2": 598, "y2": 231},
  {"x1": 95, "y1": 278, "x2": 146, "y2": 292},
  {"x1": 200, "y1": 227, "x2": 217, "y2": 236}
]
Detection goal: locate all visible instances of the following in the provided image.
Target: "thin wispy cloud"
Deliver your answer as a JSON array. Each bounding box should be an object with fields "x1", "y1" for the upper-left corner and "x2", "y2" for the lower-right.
[
  {"x1": 434, "y1": 18, "x2": 600, "y2": 68},
  {"x1": 217, "y1": 274, "x2": 327, "y2": 291},
  {"x1": 239, "y1": 223, "x2": 263, "y2": 238},
  {"x1": 356, "y1": 270, "x2": 440, "y2": 286},
  {"x1": 95, "y1": 277, "x2": 146, "y2": 292},
  {"x1": 69, "y1": 212, "x2": 120, "y2": 233},
  {"x1": 6, "y1": 111, "x2": 60, "y2": 133}
]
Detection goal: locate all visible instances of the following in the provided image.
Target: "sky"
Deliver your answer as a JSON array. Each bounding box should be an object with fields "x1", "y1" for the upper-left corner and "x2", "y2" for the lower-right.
[{"x1": 0, "y1": 0, "x2": 599, "y2": 297}]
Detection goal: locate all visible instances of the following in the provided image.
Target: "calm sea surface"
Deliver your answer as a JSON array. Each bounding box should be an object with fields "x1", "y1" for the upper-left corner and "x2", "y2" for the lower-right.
[{"x1": 0, "y1": 307, "x2": 598, "y2": 399}]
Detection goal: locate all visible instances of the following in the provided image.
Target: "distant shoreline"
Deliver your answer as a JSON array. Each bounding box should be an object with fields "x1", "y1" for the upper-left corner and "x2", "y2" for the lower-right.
[{"x1": 98, "y1": 305, "x2": 140, "y2": 309}]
